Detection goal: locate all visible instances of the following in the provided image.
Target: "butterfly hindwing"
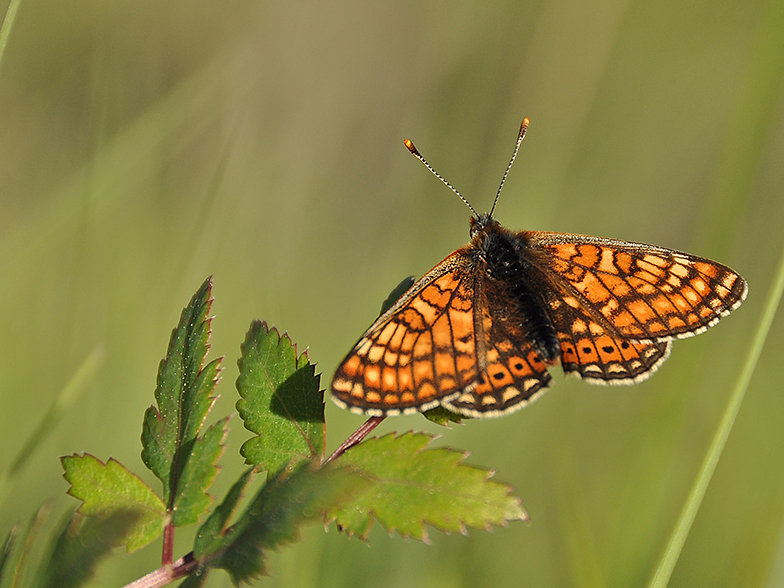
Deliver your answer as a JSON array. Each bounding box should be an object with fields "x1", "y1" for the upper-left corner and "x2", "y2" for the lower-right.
[
  {"x1": 440, "y1": 297, "x2": 552, "y2": 416},
  {"x1": 539, "y1": 282, "x2": 672, "y2": 383}
]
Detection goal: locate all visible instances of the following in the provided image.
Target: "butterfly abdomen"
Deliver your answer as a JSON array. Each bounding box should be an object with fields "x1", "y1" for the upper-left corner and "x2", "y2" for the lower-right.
[{"x1": 477, "y1": 221, "x2": 561, "y2": 364}]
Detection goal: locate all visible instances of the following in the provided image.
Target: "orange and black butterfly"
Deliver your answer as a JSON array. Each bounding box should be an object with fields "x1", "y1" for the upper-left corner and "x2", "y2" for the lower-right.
[{"x1": 331, "y1": 119, "x2": 747, "y2": 418}]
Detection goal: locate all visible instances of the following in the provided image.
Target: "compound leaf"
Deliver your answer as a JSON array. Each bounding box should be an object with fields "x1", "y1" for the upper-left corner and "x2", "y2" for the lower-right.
[{"x1": 327, "y1": 432, "x2": 527, "y2": 541}]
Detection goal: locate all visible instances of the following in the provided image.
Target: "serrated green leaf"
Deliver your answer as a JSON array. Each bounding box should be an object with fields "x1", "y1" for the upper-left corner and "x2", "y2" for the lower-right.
[
  {"x1": 423, "y1": 405, "x2": 470, "y2": 426},
  {"x1": 209, "y1": 461, "x2": 366, "y2": 584},
  {"x1": 236, "y1": 321, "x2": 325, "y2": 472},
  {"x1": 193, "y1": 468, "x2": 256, "y2": 561},
  {"x1": 35, "y1": 509, "x2": 139, "y2": 588},
  {"x1": 172, "y1": 417, "x2": 230, "y2": 526},
  {"x1": 140, "y1": 277, "x2": 223, "y2": 527},
  {"x1": 328, "y1": 432, "x2": 527, "y2": 541},
  {"x1": 61, "y1": 454, "x2": 166, "y2": 552}
]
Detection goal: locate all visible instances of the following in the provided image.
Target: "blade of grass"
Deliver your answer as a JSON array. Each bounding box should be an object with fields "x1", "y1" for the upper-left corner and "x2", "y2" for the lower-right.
[
  {"x1": 0, "y1": 345, "x2": 104, "y2": 506},
  {"x1": 0, "y1": 0, "x2": 22, "y2": 73},
  {"x1": 646, "y1": 244, "x2": 784, "y2": 588}
]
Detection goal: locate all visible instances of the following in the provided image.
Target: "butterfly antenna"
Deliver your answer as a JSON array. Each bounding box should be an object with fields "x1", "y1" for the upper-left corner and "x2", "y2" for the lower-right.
[
  {"x1": 404, "y1": 138, "x2": 480, "y2": 218},
  {"x1": 489, "y1": 117, "x2": 529, "y2": 217}
]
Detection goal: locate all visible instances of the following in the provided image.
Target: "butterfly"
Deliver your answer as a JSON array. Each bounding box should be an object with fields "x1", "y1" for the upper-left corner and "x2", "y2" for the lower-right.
[{"x1": 331, "y1": 119, "x2": 748, "y2": 418}]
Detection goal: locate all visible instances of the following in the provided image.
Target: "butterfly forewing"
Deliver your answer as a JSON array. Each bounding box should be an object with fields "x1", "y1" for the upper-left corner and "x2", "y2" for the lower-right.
[
  {"x1": 332, "y1": 250, "x2": 483, "y2": 416},
  {"x1": 525, "y1": 232, "x2": 748, "y2": 343}
]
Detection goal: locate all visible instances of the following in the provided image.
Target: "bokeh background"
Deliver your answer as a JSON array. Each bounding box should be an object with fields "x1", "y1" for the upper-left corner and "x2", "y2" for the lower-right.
[{"x1": 0, "y1": 0, "x2": 782, "y2": 586}]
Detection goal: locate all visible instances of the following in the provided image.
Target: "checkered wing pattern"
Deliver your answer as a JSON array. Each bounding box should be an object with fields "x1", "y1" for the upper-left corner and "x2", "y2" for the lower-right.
[
  {"x1": 332, "y1": 252, "x2": 479, "y2": 416},
  {"x1": 526, "y1": 232, "x2": 745, "y2": 383},
  {"x1": 527, "y1": 233, "x2": 747, "y2": 339},
  {"x1": 331, "y1": 227, "x2": 747, "y2": 418},
  {"x1": 542, "y1": 282, "x2": 672, "y2": 384},
  {"x1": 331, "y1": 248, "x2": 553, "y2": 416}
]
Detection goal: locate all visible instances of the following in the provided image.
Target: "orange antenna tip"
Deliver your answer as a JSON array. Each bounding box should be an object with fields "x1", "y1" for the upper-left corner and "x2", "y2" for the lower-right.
[
  {"x1": 404, "y1": 134, "x2": 479, "y2": 218},
  {"x1": 517, "y1": 118, "x2": 530, "y2": 141}
]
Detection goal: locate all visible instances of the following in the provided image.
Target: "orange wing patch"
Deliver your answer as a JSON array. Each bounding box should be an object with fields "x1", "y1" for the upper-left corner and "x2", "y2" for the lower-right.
[
  {"x1": 527, "y1": 233, "x2": 747, "y2": 343},
  {"x1": 332, "y1": 252, "x2": 481, "y2": 416},
  {"x1": 442, "y1": 343, "x2": 551, "y2": 417}
]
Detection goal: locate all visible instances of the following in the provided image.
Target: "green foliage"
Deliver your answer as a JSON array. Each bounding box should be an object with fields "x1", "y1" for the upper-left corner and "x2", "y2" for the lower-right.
[
  {"x1": 193, "y1": 468, "x2": 257, "y2": 561},
  {"x1": 329, "y1": 432, "x2": 527, "y2": 540},
  {"x1": 236, "y1": 321, "x2": 325, "y2": 472},
  {"x1": 141, "y1": 276, "x2": 223, "y2": 523},
  {"x1": 0, "y1": 278, "x2": 527, "y2": 587},
  {"x1": 34, "y1": 510, "x2": 140, "y2": 588},
  {"x1": 0, "y1": 526, "x2": 12, "y2": 583},
  {"x1": 0, "y1": 506, "x2": 138, "y2": 588},
  {"x1": 423, "y1": 405, "x2": 469, "y2": 426},
  {"x1": 202, "y1": 461, "x2": 366, "y2": 584},
  {"x1": 61, "y1": 454, "x2": 165, "y2": 551},
  {"x1": 0, "y1": 506, "x2": 49, "y2": 588},
  {"x1": 172, "y1": 417, "x2": 230, "y2": 526}
]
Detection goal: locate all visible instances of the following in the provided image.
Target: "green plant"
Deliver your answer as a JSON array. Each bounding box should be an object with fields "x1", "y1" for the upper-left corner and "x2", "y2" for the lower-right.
[{"x1": 0, "y1": 277, "x2": 525, "y2": 588}]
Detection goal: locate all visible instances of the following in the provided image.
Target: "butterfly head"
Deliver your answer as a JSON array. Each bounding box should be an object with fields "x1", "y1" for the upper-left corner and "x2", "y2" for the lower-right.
[{"x1": 469, "y1": 213, "x2": 498, "y2": 239}]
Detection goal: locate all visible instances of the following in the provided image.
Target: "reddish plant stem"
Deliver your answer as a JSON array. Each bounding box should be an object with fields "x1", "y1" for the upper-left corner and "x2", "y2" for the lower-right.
[
  {"x1": 161, "y1": 521, "x2": 174, "y2": 566},
  {"x1": 326, "y1": 416, "x2": 386, "y2": 463},
  {"x1": 122, "y1": 552, "x2": 196, "y2": 588}
]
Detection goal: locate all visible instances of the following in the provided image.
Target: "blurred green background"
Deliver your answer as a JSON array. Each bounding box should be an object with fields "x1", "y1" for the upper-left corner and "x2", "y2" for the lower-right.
[{"x1": 0, "y1": 0, "x2": 782, "y2": 586}]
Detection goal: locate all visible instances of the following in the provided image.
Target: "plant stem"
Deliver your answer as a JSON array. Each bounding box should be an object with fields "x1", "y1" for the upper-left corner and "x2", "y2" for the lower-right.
[
  {"x1": 326, "y1": 416, "x2": 386, "y2": 463},
  {"x1": 122, "y1": 553, "x2": 196, "y2": 588},
  {"x1": 161, "y1": 521, "x2": 174, "y2": 566}
]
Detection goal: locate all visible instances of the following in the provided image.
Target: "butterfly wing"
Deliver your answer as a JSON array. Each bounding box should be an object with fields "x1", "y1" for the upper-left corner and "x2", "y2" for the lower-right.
[
  {"x1": 439, "y1": 258, "x2": 553, "y2": 417},
  {"x1": 331, "y1": 244, "x2": 555, "y2": 417},
  {"x1": 540, "y1": 281, "x2": 672, "y2": 383},
  {"x1": 439, "y1": 336, "x2": 552, "y2": 416},
  {"x1": 523, "y1": 231, "x2": 746, "y2": 382},
  {"x1": 331, "y1": 249, "x2": 483, "y2": 416},
  {"x1": 525, "y1": 232, "x2": 747, "y2": 341}
]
